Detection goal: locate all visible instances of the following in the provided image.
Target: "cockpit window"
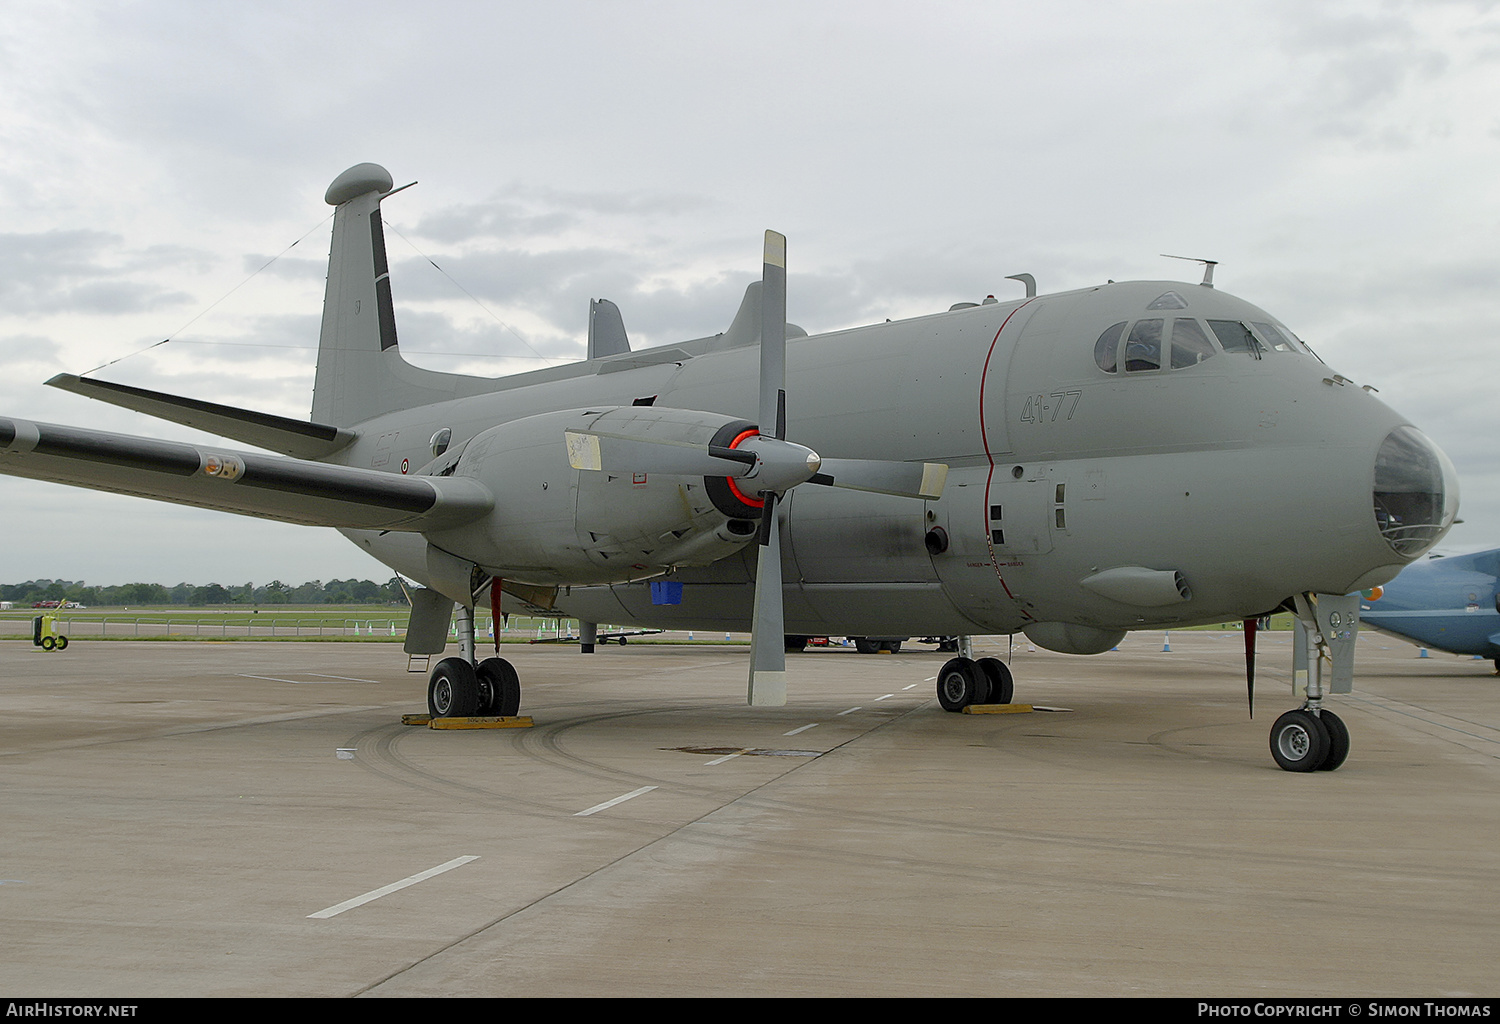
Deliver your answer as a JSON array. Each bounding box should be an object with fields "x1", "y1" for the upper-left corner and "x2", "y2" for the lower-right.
[
  {"x1": 1169, "y1": 318, "x2": 1215, "y2": 368},
  {"x1": 1208, "y1": 320, "x2": 1262, "y2": 356},
  {"x1": 1094, "y1": 321, "x2": 1126, "y2": 373},
  {"x1": 1097, "y1": 318, "x2": 1220, "y2": 374},
  {"x1": 1124, "y1": 319, "x2": 1163, "y2": 372},
  {"x1": 1252, "y1": 321, "x2": 1310, "y2": 355}
]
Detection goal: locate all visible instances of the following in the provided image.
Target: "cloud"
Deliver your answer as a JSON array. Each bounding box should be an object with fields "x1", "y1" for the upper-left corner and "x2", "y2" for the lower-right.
[{"x1": 0, "y1": 229, "x2": 201, "y2": 314}]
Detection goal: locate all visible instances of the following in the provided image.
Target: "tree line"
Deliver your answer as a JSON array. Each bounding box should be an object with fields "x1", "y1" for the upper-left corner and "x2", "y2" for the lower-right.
[{"x1": 1, "y1": 578, "x2": 410, "y2": 607}]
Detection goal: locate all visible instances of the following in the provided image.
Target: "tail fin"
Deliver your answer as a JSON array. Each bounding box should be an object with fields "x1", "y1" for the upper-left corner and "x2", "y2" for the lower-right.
[
  {"x1": 312, "y1": 163, "x2": 477, "y2": 427},
  {"x1": 587, "y1": 298, "x2": 631, "y2": 359}
]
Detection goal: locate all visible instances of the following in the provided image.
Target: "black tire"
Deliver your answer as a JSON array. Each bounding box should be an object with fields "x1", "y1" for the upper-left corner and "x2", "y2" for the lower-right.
[
  {"x1": 854, "y1": 638, "x2": 880, "y2": 655},
  {"x1": 54, "y1": 636, "x2": 68, "y2": 651},
  {"x1": 881, "y1": 640, "x2": 902, "y2": 654},
  {"x1": 476, "y1": 657, "x2": 521, "y2": 717},
  {"x1": 785, "y1": 635, "x2": 809, "y2": 653},
  {"x1": 428, "y1": 658, "x2": 480, "y2": 718},
  {"x1": 1269, "y1": 709, "x2": 1330, "y2": 772},
  {"x1": 40, "y1": 636, "x2": 55, "y2": 651},
  {"x1": 936, "y1": 657, "x2": 985, "y2": 712},
  {"x1": 976, "y1": 657, "x2": 1014, "y2": 705},
  {"x1": 1316, "y1": 709, "x2": 1350, "y2": 772}
]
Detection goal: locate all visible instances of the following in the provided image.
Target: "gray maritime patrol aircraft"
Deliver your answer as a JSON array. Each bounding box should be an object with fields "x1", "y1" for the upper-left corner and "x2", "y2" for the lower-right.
[
  {"x1": 1361, "y1": 549, "x2": 1500, "y2": 672},
  {"x1": 0, "y1": 163, "x2": 1461, "y2": 771}
]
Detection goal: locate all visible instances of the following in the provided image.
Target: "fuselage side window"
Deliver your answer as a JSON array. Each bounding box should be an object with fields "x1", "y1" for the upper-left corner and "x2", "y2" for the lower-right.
[
  {"x1": 1169, "y1": 318, "x2": 1216, "y2": 368},
  {"x1": 1124, "y1": 319, "x2": 1163, "y2": 372},
  {"x1": 1094, "y1": 321, "x2": 1126, "y2": 373},
  {"x1": 1208, "y1": 319, "x2": 1262, "y2": 356}
]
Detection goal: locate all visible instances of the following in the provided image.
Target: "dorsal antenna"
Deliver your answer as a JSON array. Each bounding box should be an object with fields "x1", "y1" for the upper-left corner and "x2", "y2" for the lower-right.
[
  {"x1": 1005, "y1": 273, "x2": 1037, "y2": 298},
  {"x1": 1161, "y1": 254, "x2": 1218, "y2": 288}
]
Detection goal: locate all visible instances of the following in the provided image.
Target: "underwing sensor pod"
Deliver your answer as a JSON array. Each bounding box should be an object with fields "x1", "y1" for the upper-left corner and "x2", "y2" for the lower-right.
[{"x1": 0, "y1": 162, "x2": 1458, "y2": 771}]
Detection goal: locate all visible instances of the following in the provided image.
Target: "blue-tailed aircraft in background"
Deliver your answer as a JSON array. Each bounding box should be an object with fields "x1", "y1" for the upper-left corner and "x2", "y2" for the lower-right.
[{"x1": 1361, "y1": 549, "x2": 1500, "y2": 673}]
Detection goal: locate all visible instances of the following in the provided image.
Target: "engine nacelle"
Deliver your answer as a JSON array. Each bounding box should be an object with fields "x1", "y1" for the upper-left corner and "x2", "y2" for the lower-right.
[{"x1": 424, "y1": 407, "x2": 760, "y2": 585}]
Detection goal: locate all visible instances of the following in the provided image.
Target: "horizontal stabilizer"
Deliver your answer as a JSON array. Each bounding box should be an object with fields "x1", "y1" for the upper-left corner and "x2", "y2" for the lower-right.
[
  {"x1": 47, "y1": 374, "x2": 357, "y2": 459},
  {"x1": 0, "y1": 415, "x2": 491, "y2": 532}
]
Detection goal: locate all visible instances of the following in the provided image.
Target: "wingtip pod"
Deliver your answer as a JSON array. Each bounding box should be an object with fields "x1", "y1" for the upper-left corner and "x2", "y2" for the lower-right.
[{"x1": 325, "y1": 163, "x2": 393, "y2": 206}]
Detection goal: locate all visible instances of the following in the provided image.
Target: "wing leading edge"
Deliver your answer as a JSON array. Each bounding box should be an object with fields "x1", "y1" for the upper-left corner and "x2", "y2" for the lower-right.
[{"x1": 0, "y1": 416, "x2": 492, "y2": 532}]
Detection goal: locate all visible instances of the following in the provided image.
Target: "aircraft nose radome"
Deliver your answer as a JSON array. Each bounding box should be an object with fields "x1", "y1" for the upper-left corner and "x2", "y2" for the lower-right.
[
  {"x1": 325, "y1": 163, "x2": 393, "y2": 206},
  {"x1": 1372, "y1": 426, "x2": 1460, "y2": 560}
]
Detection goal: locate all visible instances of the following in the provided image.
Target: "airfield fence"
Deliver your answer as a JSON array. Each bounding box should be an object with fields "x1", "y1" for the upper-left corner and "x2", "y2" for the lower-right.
[{"x1": 0, "y1": 613, "x2": 591, "y2": 641}]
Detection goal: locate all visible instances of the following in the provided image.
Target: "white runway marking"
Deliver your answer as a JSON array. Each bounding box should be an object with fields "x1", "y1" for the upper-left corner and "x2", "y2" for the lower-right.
[
  {"x1": 875, "y1": 694, "x2": 895, "y2": 701},
  {"x1": 308, "y1": 855, "x2": 478, "y2": 919},
  {"x1": 237, "y1": 673, "x2": 375, "y2": 685},
  {"x1": 705, "y1": 751, "x2": 745, "y2": 765},
  {"x1": 783, "y1": 723, "x2": 818, "y2": 736},
  {"x1": 576, "y1": 785, "x2": 657, "y2": 816},
  {"x1": 903, "y1": 683, "x2": 919, "y2": 690},
  {"x1": 837, "y1": 707, "x2": 862, "y2": 716}
]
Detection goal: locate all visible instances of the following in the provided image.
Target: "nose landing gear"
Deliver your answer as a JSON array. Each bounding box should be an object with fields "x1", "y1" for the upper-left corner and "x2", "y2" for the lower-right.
[
  {"x1": 1269, "y1": 593, "x2": 1359, "y2": 772},
  {"x1": 1269, "y1": 707, "x2": 1349, "y2": 772}
]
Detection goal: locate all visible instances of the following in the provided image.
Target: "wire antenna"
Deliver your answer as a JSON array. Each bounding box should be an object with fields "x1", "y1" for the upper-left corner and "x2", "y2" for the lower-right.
[
  {"x1": 382, "y1": 221, "x2": 560, "y2": 367},
  {"x1": 81, "y1": 213, "x2": 335, "y2": 376}
]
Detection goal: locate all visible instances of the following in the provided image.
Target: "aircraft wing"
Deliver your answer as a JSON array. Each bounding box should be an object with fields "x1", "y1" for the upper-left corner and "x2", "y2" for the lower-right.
[{"x1": 0, "y1": 415, "x2": 493, "y2": 532}]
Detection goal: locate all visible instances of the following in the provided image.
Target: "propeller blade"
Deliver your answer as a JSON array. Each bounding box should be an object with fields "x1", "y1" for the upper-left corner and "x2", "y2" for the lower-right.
[
  {"x1": 760, "y1": 230, "x2": 787, "y2": 439},
  {"x1": 1243, "y1": 617, "x2": 1257, "y2": 719},
  {"x1": 565, "y1": 429, "x2": 756, "y2": 477},
  {"x1": 809, "y1": 458, "x2": 949, "y2": 500},
  {"x1": 747, "y1": 492, "x2": 787, "y2": 706},
  {"x1": 746, "y1": 230, "x2": 790, "y2": 707}
]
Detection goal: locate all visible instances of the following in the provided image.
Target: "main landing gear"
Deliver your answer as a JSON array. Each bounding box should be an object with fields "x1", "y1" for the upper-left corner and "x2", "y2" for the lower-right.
[
  {"x1": 425, "y1": 602, "x2": 523, "y2": 718},
  {"x1": 935, "y1": 653, "x2": 1014, "y2": 711}
]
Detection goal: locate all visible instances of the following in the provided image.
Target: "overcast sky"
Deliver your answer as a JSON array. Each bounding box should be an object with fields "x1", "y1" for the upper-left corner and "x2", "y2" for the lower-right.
[{"x1": 2, "y1": 0, "x2": 1497, "y2": 585}]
